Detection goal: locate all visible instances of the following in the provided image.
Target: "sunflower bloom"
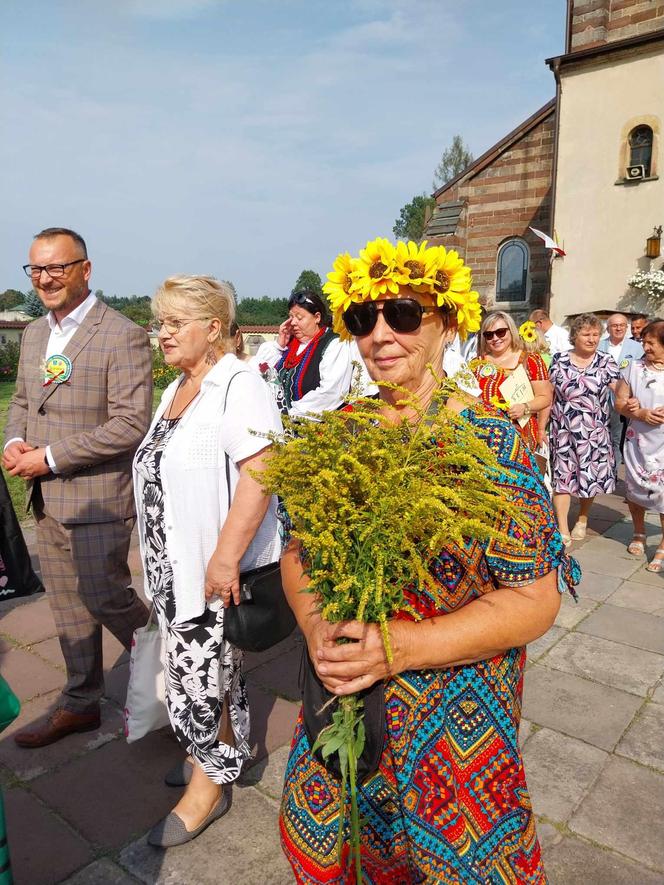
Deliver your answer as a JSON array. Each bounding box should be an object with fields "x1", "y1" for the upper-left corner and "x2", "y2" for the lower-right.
[
  {"x1": 432, "y1": 246, "x2": 472, "y2": 302},
  {"x1": 519, "y1": 321, "x2": 538, "y2": 344},
  {"x1": 351, "y1": 238, "x2": 400, "y2": 299},
  {"x1": 323, "y1": 252, "x2": 358, "y2": 315},
  {"x1": 394, "y1": 240, "x2": 439, "y2": 292}
]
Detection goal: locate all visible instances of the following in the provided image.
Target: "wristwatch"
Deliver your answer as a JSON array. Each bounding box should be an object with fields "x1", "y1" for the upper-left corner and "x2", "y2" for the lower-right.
[{"x1": 522, "y1": 402, "x2": 531, "y2": 418}]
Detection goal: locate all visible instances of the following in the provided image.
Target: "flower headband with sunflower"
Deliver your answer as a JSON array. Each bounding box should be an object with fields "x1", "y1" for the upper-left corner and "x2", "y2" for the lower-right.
[{"x1": 322, "y1": 237, "x2": 482, "y2": 341}]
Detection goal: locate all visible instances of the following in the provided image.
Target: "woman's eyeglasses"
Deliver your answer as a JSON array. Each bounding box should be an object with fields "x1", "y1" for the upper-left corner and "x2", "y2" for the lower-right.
[
  {"x1": 343, "y1": 298, "x2": 436, "y2": 337},
  {"x1": 150, "y1": 318, "x2": 200, "y2": 335},
  {"x1": 483, "y1": 327, "x2": 509, "y2": 341}
]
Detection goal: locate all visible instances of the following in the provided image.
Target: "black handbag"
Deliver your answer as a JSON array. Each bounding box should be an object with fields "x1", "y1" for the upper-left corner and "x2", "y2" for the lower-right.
[
  {"x1": 220, "y1": 372, "x2": 296, "y2": 653},
  {"x1": 223, "y1": 561, "x2": 296, "y2": 653},
  {"x1": 299, "y1": 647, "x2": 385, "y2": 782}
]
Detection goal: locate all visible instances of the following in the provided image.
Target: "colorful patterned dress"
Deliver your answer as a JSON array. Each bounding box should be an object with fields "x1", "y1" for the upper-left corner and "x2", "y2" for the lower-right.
[
  {"x1": 548, "y1": 351, "x2": 621, "y2": 497},
  {"x1": 471, "y1": 353, "x2": 549, "y2": 451},
  {"x1": 280, "y1": 409, "x2": 579, "y2": 884}
]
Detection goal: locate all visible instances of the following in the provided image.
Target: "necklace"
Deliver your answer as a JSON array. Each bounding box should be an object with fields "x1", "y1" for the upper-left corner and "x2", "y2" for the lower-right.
[{"x1": 164, "y1": 377, "x2": 201, "y2": 420}]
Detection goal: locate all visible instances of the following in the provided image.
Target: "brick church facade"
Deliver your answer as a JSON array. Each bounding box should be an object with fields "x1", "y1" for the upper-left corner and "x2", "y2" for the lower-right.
[{"x1": 424, "y1": 0, "x2": 664, "y2": 324}]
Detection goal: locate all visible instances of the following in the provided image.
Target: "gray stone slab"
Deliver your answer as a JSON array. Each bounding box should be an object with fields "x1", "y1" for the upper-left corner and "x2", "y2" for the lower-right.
[
  {"x1": 554, "y1": 594, "x2": 597, "y2": 630},
  {"x1": 616, "y1": 701, "x2": 664, "y2": 773},
  {"x1": 521, "y1": 728, "x2": 607, "y2": 823},
  {"x1": 543, "y1": 835, "x2": 664, "y2": 885},
  {"x1": 4, "y1": 785, "x2": 94, "y2": 885},
  {"x1": 119, "y1": 786, "x2": 292, "y2": 885},
  {"x1": 577, "y1": 603, "x2": 664, "y2": 654},
  {"x1": 580, "y1": 536, "x2": 644, "y2": 560},
  {"x1": 527, "y1": 626, "x2": 566, "y2": 663},
  {"x1": 570, "y1": 756, "x2": 664, "y2": 871},
  {"x1": 535, "y1": 820, "x2": 563, "y2": 851},
  {"x1": 573, "y1": 550, "x2": 642, "y2": 580},
  {"x1": 603, "y1": 520, "x2": 640, "y2": 543},
  {"x1": 63, "y1": 858, "x2": 138, "y2": 884},
  {"x1": 627, "y1": 564, "x2": 664, "y2": 588},
  {"x1": 608, "y1": 580, "x2": 664, "y2": 616},
  {"x1": 575, "y1": 571, "x2": 624, "y2": 602},
  {"x1": 652, "y1": 680, "x2": 664, "y2": 704},
  {"x1": 523, "y1": 665, "x2": 642, "y2": 751},
  {"x1": 544, "y1": 633, "x2": 664, "y2": 697},
  {"x1": 518, "y1": 718, "x2": 534, "y2": 748},
  {"x1": 239, "y1": 744, "x2": 289, "y2": 802}
]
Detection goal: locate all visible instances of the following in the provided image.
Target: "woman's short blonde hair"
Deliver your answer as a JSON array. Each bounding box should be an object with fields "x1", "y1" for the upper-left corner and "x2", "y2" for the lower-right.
[
  {"x1": 152, "y1": 275, "x2": 236, "y2": 349},
  {"x1": 477, "y1": 311, "x2": 521, "y2": 357}
]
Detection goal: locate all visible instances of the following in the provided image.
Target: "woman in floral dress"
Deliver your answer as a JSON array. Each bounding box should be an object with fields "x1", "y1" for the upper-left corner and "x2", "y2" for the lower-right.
[
  {"x1": 133, "y1": 275, "x2": 282, "y2": 847},
  {"x1": 615, "y1": 318, "x2": 664, "y2": 572},
  {"x1": 549, "y1": 313, "x2": 621, "y2": 547}
]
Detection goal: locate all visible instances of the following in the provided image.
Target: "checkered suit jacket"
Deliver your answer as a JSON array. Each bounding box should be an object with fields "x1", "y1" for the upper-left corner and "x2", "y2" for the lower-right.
[{"x1": 5, "y1": 299, "x2": 153, "y2": 524}]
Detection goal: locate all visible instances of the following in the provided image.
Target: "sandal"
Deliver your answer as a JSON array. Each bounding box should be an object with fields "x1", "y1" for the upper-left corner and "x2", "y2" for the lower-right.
[
  {"x1": 646, "y1": 546, "x2": 664, "y2": 573},
  {"x1": 627, "y1": 534, "x2": 647, "y2": 556},
  {"x1": 571, "y1": 520, "x2": 588, "y2": 541}
]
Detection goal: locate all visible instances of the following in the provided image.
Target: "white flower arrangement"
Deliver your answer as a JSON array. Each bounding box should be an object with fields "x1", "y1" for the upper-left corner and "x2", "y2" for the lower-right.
[{"x1": 627, "y1": 268, "x2": 664, "y2": 308}]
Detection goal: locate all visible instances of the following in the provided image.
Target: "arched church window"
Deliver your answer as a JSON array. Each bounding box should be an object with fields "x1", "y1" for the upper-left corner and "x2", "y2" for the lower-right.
[
  {"x1": 629, "y1": 125, "x2": 653, "y2": 176},
  {"x1": 496, "y1": 238, "x2": 529, "y2": 302}
]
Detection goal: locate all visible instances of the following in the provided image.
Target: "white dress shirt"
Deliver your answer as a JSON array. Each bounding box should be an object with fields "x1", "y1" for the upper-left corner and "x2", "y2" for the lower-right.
[
  {"x1": 5, "y1": 292, "x2": 98, "y2": 471},
  {"x1": 544, "y1": 323, "x2": 571, "y2": 356}
]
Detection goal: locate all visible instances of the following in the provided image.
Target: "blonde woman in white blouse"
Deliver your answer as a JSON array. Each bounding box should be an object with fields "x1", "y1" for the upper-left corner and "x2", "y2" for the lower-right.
[{"x1": 133, "y1": 276, "x2": 282, "y2": 847}]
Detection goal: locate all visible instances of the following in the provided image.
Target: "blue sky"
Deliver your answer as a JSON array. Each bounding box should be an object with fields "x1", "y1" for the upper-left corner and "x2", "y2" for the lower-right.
[{"x1": 1, "y1": 0, "x2": 565, "y2": 301}]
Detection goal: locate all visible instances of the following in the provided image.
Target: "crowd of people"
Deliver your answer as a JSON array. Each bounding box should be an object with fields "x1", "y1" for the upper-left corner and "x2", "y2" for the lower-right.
[{"x1": 0, "y1": 226, "x2": 661, "y2": 882}]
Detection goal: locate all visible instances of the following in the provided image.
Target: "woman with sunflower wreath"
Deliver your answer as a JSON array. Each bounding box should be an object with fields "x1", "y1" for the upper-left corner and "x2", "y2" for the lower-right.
[
  {"x1": 470, "y1": 311, "x2": 552, "y2": 453},
  {"x1": 277, "y1": 238, "x2": 579, "y2": 884},
  {"x1": 251, "y1": 290, "x2": 353, "y2": 419}
]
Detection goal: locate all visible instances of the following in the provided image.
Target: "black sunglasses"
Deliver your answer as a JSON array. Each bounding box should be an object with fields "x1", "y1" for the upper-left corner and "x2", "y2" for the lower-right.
[
  {"x1": 343, "y1": 298, "x2": 436, "y2": 337},
  {"x1": 288, "y1": 292, "x2": 318, "y2": 309},
  {"x1": 483, "y1": 327, "x2": 509, "y2": 341}
]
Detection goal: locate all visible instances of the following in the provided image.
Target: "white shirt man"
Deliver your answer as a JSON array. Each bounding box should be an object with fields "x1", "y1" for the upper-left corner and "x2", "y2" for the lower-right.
[{"x1": 529, "y1": 309, "x2": 570, "y2": 356}]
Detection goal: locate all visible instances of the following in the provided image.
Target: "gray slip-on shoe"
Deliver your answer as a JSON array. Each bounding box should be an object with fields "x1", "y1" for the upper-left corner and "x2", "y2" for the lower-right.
[
  {"x1": 147, "y1": 790, "x2": 230, "y2": 848},
  {"x1": 164, "y1": 758, "x2": 194, "y2": 787}
]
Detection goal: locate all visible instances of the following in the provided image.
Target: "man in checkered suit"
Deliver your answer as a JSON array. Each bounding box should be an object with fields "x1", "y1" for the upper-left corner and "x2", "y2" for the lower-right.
[{"x1": 3, "y1": 228, "x2": 152, "y2": 747}]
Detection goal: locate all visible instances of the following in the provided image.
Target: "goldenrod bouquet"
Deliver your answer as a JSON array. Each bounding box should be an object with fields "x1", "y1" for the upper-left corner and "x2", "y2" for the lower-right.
[{"x1": 259, "y1": 378, "x2": 524, "y2": 882}]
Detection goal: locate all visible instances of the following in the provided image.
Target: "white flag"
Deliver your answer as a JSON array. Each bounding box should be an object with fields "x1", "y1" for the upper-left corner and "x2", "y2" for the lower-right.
[{"x1": 529, "y1": 227, "x2": 566, "y2": 256}]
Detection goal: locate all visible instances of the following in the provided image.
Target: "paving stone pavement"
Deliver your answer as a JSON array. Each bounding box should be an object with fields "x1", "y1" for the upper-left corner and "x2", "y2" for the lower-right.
[{"x1": 1, "y1": 486, "x2": 663, "y2": 884}]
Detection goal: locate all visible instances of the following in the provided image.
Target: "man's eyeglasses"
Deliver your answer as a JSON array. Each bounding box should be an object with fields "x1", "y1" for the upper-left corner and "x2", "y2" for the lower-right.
[
  {"x1": 22, "y1": 259, "x2": 86, "y2": 280},
  {"x1": 483, "y1": 327, "x2": 510, "y2": 341},
  {"x1": 149, "y1": 318, "x2": 202, "y2": 335},
  {"x1": 343, "y1": 298, "x2": 436, "y2": 337}
]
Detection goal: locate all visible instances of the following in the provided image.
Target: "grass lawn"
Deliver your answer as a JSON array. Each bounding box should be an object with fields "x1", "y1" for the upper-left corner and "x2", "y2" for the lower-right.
[
  {"x1": 0, "y1": 380, "x2": 164, "y2": 522},
  {"x1": 0, "y1": 381, "x2": 27, "y2": 518}
]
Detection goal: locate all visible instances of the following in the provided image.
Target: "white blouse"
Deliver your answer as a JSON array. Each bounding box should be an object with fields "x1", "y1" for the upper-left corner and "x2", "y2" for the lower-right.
[
  {"x1": 251, "y1": 335, "x2": 353, "y2": 418},
  {"x1": 133, "y1": 354, "x2": 283, "y2": 625}
]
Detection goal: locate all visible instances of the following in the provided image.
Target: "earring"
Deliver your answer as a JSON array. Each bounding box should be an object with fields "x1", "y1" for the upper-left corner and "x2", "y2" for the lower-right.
[{"x1": 205, "y1": 346, "x2": 218, "y2": 367}]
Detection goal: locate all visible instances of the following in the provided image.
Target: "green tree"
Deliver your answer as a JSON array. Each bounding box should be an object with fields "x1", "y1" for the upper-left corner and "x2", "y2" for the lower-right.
[
  {"x1": 0, "y1": 289, "x2": 25, "y2": 311},
  {"x1": 22, "y1": 289, "x2": 46, "y2": 317},
  {"x1": 236, "y1": 297, "x2": 289, "y2": 325},
  {"x1": 222, "y1": 280, "x2": 238, "y2": 305},
  {"x1": 432, "y1": 134, "x2": 474, "y2": 190},
  {"x1": 291, "y1": 269, "x2": 322, "y2": 297},
  {"x1": 393, "y1": 194, "x2": 435, "y2": 241}
]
